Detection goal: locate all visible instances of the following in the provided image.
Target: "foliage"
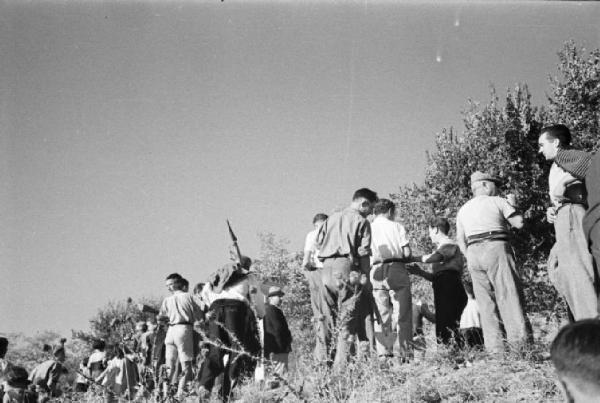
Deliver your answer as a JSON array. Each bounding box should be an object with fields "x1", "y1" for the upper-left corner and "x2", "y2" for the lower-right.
[
  {"x1": 235, "y1": 315, "x2": 562, "y2": 403},
  {"x1": 4, "y1": 331, "x2": 88, "y2": 390},
  {"x1": 252, "y1": 232, "x2": 312, "y2": 331},
  {"x1": 393, "y1": 42, "x2": 600, "y2": 318},
  {"x1": 72, "y1": 296, "x2": 161, "y2": 347},
  {"x1": 547, "y1": 41, "x2": 600, "y2": 151}
]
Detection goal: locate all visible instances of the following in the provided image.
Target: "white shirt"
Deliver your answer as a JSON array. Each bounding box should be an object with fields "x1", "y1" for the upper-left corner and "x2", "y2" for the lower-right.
[
  {"x1": 200, "y1": 274, "x2": 266, "y2": 318},
  {"x1": 159, "y1": 290, "x2": 202, "y2": 325},
  {"x1": 456, "y1": 195, "x2": 516, "y2": 237},
  {"x1": 370, "y1": 216, "x2": 409, "y2": 261},
  {"x1": 304, "y1": 228, "x2": 323, "y2": 268},
  {"x1": 460, "y1": 298, "x2": 481, "y2": 329}
]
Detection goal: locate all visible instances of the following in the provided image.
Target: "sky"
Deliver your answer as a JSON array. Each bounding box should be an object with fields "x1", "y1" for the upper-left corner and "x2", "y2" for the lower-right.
[{"x1": 1, "y1": 1, "x2": 599, "y2": 336}]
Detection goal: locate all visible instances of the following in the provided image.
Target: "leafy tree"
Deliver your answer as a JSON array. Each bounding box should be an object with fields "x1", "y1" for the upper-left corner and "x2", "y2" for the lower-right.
[
  {"x1": 72, "y1": 296, "x2": 161, "y2": 347},
  {"x1": 547, "y1": 41, "x2": 600, "y2": 151},
  {"x1": 252, "y1": 233, "x2": 311, "y2": 328},
  {"x1": 392, "y1": 41, "x2": 600, "y2": 318}
]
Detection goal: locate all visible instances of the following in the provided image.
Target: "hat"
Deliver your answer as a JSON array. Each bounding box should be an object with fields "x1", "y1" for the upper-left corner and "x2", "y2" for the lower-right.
[
  {"x1": 470, "y1": 171, "x2": 501, "y2": 184},
  {"x1": 6, "y1": 366, "x2": 31, "y2": 389},
  {"x1": 267, "y1": 286, "x2": 284, "y2": 298}
]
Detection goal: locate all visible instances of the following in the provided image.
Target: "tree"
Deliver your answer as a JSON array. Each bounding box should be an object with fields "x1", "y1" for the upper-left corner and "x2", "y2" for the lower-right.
[
  {"x1": 252, "y1": 233, "x2": 311, "y2": 328},
  {"x1": 72, "y1": 296, "x2": 161, "y2": 347},
  {"x1": 547, "y1": 41, "x2": 600, "y2": 151}
]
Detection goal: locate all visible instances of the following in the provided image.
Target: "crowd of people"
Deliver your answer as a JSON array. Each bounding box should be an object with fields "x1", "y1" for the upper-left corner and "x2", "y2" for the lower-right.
[{"x1": 1, "y1": 124, "x2": 600, "y2": 403}]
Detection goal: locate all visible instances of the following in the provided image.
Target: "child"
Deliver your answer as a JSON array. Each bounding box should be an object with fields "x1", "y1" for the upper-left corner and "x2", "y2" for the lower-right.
[
  {"x1": 263, "y1": 286, "x2": 292, "y2": 384},
  {"x1": 459, "y1": 282, "x2": 484, "y2": 348},
  {"x1": 407, "y1": 218, "x2": 468, "y2": 347},
  {"x1": 87, "y1": 339, "x2": 107, "y2": 380}
]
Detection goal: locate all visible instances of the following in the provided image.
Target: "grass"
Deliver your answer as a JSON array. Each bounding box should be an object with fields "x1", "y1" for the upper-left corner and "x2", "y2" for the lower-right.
[
  {"x1": 4, "y1": 315, "x2": 565, "y2": 402},
  {"x1": 229, "y1": 314, "x2": 563, "y2": 403}
]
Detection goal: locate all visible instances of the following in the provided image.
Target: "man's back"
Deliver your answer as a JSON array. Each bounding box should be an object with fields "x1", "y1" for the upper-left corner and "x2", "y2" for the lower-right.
[
  {"x1": 370, "y1": 215, "x2": 408, "y2": 260},
  {"x1": 457, "y1": 195, "x2": 514, "y2": 236},
  {"x1": 317, "y1": 208, "x2": 371, "y2": 260},
  {"x1": 160, "y1": 291, "x2": 201, "y2": 325}
]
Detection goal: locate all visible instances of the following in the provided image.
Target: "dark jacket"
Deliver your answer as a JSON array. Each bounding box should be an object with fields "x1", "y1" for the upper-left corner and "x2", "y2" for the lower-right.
[{"x1": 263, "y1": 304, "x2": 292, "y2": 356}]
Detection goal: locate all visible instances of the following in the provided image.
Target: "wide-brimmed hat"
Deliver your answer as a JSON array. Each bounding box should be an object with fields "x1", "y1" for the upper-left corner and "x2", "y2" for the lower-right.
[
  {"x1": 267, "y1": 286, "x2": 284, "y2": 298},
  {"x1": 6, "y1": 366, "x2": 31, "y2": 389},
  {"x1": 470, "y1": 171, "x2": 501, "y2": 184}
]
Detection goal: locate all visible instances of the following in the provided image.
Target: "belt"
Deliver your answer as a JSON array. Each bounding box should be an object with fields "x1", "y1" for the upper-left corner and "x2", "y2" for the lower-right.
[
  {"x1": 320, "y1": 254, "x2": 350, "y2": 260},
  {"x1": 467, "y1": 231, "x2": 508, "y2": 246},
  {"x1": 556, "y1": 201, "x2": 587, "y2": 212},
  {"x1": 169, "y1": 322, "x2": 192, "y2": 326}
]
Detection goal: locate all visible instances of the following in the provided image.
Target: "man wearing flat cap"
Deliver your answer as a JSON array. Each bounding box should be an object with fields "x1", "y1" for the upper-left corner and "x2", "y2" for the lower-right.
[
  {"x1": 263, "y1": 286, "x2": 292, "y2": 377},
  {"x1": 456, "y1": 171, "x2": 530, "y2": 354}
]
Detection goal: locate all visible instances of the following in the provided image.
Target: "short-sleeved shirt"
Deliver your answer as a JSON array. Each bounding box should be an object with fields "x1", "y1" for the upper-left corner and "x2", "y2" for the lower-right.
[
  {"x1": 304, "y1": 228, "x2": 323, "y2": 268},
  {"x1": 159, "y1": 291, "x2": 203, "y2": 325},
  {"x1": 317, "y1": 208, "x2": 371, "y2": 260},
  {"x1": 431, "y1": 242, "x2": 464, "y2": 275},
  {"x1": 456, "y1": 195, "x2": 516, "y2": 237},
  {"x1": 370, "y1": 216, "x2": 409, "y2": 261}
]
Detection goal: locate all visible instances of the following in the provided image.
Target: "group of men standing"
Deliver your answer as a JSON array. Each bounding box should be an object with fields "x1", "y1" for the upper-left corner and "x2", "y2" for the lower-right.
[{"x1": 301, "y1": 123, "x2": 600, "y2": 366}]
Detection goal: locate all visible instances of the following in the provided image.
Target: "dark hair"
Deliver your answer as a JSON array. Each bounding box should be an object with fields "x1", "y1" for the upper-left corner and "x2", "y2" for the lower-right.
[
  {"x1": 373, "y1": 199, "x2": 395, "y2": 216},
  {"x1": 193, "y1": 282, "x2": 205, "y2": 294},
  {"x1": 429, "y1": 217, "x2": 450, "y2": 235},
  {"x1": 165, "y1": 273, "x2": 182, "y2": 281},
  {"x1": 352, "y1": 188, "x2": 378, "y2": 203},
  {"x1": 92, "y1": 339, "x2": 106, "y2": 351},
  {"x1": 551, "y1": 319, "x2": 600, "y2": 390},
  {"x1": 180, "y1": 277, "x2": 189, "y2": 290},
  {"x1": 541, "y1": 124, "x2": 572, "y2": 147},
  {"x1": 312, "y1": 213, "x2": 328, "y2": 224}
]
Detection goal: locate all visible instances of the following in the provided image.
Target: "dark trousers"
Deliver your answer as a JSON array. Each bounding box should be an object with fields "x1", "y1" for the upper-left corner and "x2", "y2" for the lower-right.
[
  {"x1": 433, "y1": 270, "x2": 467, "y2": 346},
  {"x1": 198, "y1": 299, "x2": 260, "y2": 400}
]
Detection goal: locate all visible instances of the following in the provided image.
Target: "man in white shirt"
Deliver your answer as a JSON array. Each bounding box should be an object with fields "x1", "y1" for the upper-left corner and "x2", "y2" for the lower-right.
[
  {"x1": 301, "y1": 213, "x2": 328, "y2": 361},
  {"x1": 456, "y1": 171, "x2": 530, "y2": 354},
  {"x1": 159, "y1": 273, "x2": 203, "y2": 399},
  {"x1": 539, "y1": 124, "x2": 598, "y2": 320},
  {"x1": 370, "y1": 199, "x2": 412, "y2": 361}
]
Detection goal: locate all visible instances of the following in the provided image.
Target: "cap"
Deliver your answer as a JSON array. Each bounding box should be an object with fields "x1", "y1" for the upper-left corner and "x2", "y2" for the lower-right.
[
  {"x1": 470, "y1": 171, "x2": 501, "y2": 184},
  {"x1": 267, "y1": 286, "x2": 284, "y2": 298}
]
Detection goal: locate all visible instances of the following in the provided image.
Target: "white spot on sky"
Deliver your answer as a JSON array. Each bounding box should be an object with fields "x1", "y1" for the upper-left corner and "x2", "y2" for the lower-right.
[
  {"x1": 436, "y1": 54, "x2": 442, "y2": 63},
  {"x1": 454, "y1": 18, "x2": 460, "y2": 27}
]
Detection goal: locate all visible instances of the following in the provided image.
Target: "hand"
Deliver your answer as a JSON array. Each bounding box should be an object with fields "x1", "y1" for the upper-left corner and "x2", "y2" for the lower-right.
[
  {"x1": 303, "y1": 263, "x2": 316, "y2": 271},
  {"x1": 406, "y1": 264, "x2": 421, "y2": 275},
  {"x1": 546, "y1": 207, "x2": 557, "y2": 224}
]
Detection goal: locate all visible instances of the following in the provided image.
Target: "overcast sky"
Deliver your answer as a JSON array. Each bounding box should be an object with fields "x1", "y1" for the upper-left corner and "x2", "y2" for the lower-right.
[{"x1": 2, "y1": 1, "x2": 599, "y2": 335}]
